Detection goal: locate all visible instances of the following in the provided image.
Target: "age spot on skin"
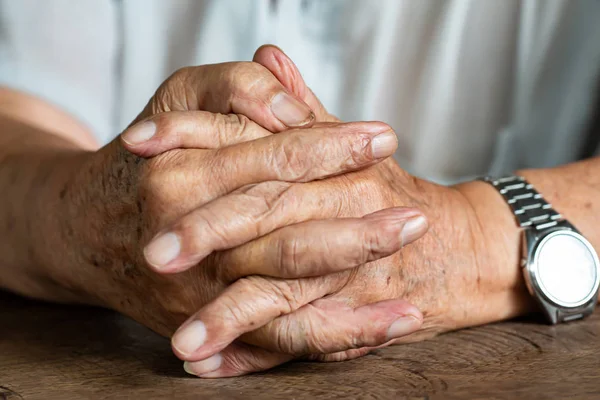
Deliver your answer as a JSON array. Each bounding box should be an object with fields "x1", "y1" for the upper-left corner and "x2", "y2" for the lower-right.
[
  {"x1": 119, "y1": 297, "x2": 134, "y2": 308},
  {"x1": 122, "y1": 262, "x2": 141, "y2": 279},
  {"x1": 58, "y1": 177, "x2": 72, "y2": 200},
  {"x1": 87, "y1": 252, "x2": 113, "y2": 269}
]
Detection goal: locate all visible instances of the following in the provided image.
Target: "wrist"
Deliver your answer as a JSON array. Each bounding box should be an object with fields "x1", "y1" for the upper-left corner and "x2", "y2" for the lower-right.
[
  {"x1": 518, "y1": 164, "x2": 600, "y2": 304},
  {"x1": 454, "y1": 179, "x2": 537, "y2": 321},
  {"x1": 385, "y1": 163, "x2": 533, "y2": 328},
  {"x1": 15, "y1": 150, "x2": 101, "y2": 304}
]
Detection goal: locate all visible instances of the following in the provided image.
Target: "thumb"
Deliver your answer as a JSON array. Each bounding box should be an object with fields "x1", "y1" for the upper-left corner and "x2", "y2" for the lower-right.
[{"x1": 253, "y1": 45, "x2": 340, "y2": 123}]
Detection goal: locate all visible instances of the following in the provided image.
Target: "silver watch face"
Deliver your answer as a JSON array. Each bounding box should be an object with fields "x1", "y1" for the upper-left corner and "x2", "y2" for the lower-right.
[{"x1": 532, "y1": 230, "x2": 600, "y2": 308}]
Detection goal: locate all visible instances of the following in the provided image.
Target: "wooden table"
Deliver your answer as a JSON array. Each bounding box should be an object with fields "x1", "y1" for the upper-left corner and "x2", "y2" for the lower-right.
[{"x1": 1, "y1": 289, "x2": 599, "y2": 400}]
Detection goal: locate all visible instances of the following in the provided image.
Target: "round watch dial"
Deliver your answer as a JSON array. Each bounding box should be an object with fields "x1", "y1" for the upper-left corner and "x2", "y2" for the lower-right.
[{"x1": 534, "y1": 231, "x2": 599, "y2": 307}]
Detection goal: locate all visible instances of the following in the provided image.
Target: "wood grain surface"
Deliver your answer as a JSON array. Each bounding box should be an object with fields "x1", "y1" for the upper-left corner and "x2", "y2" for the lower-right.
[{"x1": 1, "y1": 289, "x2": 599, "y2": 400}]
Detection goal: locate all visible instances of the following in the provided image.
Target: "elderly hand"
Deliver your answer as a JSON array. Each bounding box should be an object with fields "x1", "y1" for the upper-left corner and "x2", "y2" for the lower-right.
[
  {"x1": 43, "y1": 60, "x2": 428, "y2": 354},
  {"x1": 132, "y1": 46, "x2": 529, "y2": 377}
]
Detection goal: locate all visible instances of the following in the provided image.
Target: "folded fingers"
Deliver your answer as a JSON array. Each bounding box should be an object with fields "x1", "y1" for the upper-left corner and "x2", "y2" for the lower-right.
[
  {"x1": 143, "y1": 123, "x2": 402, "y2": 273},
  {"x1": 215, "y1": 207, "x2": 428, "y2": 281},
  {"x1": 183, "y1": 341, "x2": 293, "y2": 378},
  {"x1": 172, "y1": 279, "x2": 422, "y2": 363}
]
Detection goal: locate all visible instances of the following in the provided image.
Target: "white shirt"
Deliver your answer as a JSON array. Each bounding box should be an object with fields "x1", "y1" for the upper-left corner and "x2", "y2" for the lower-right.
[{"x1": 1, "y1": 0, "x2": 599, "y2": 183}]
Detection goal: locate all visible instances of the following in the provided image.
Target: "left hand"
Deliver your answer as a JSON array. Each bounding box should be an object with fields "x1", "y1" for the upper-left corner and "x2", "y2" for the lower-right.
[
  {"x1": 177, "y1": 155, "x2": 532, "y2": 378},
  {"x1": 126, "y1": 46, "x2": 533, "y2": 377}
]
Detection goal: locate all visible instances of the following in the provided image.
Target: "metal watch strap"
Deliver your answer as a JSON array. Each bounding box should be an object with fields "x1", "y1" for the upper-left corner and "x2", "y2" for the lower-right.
[
  {"x1": 481, "y1": 176, "x2": 563, "y2": 230},
  {"x1": 481, "y1": 175, "x2": 595, "y2": 323}
]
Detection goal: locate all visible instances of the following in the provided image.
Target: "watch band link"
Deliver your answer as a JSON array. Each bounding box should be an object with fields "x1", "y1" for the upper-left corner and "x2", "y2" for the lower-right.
[{"x1": 481, "y1": 176, "x2": 562, "y2": 231}]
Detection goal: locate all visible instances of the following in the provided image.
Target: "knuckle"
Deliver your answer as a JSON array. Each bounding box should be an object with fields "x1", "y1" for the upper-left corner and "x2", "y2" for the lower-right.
[
  {"x1": 144, "y1": 150, "x2": 186, "y2": 183},
  {"x1": 348, "y1": 323, "x2": 367, "y2": 349},
  {"x1": 150, "y1": 113, "x2": 177, "y2": 140},
  {"x1": 346, "y1": 133, "x2": 375, "y2": 166},
  {"x1": 217, "y1": 113, "x2": 251, "y2": 144},
  {"x1": 235, "y1": 181, "x2": 297, "y2": 234},
  {"x1": 304, "y1": 316, "x2": 367, "y2": 353},
  {"x1": 226, "y1": 62, "x2": 281, "y2": 109},
  {"x1": 222, "y1": 276, "x2": 303, "y2": 330},
  {"x1": 273, "y1": 137, "x2": 313, "y2": 181},
  {"x1": 315, "y1": 124, "x2": 376, "y2": 169},
  {"x1": 220, "y1": 351, "x2": 255, "y2": 375},
  {"x1": 276, "y1": 318, "x2": 311, "y2": 354},
  {"x1": 217, "y1": 278, "x2": 269, "y2": 325},
  {"x1": 194, "y1": 208, "x2": 230, "y2": 248},
  {"x1": 269, "y1": 280, "x2": 302, "y2": 314},
  {"x1": 222, "y1": 344, "x2": 283, "y2": 375},
  {"x1": 278, "y1": 237, "x2": 302, "y2": 277},
  {"x1": 363, "y1": 228, "x2": 397, "y2": 262},
  {"x1": 225, "y1": 62, "x2": 267, "y2": 91},
  {"x1": 251, "y1": 276, "x2": 303, "y2": 315},
  {"x1": 219, "y1": 292, "x2": 251, "y2": 327},
  {"x1": 300, "y1": 308, "x2": 359, "y2": 354},
  {"x1": 151, "y1": 67, "x2": 194, "y2": 113},
  {"x1": 171, "y1": 66, "x2": 193, "y2": 80},
  {"x1": 141, "y1": 160, "x2": 168, "y2": 191},
  {"x1": 219, "y1": 352, "x2": 245, "y2": 374}
]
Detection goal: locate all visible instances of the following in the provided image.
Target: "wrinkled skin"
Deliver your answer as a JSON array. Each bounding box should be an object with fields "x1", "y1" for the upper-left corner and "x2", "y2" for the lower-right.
[
  {"x1": 117, "y1": 46, "x2": 532, "y2": 377},
  {"x1": 50, "y1": 119, "x2": 418, "y2": 338},
  {"x1": 43, "y1": 59, "x2": 426, "y2": 354}
]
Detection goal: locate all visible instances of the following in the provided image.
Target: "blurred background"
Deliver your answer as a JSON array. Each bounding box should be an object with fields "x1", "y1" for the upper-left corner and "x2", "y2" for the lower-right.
[{"x1": 1, "y1": 0, "x2": 599, "y2": 183}]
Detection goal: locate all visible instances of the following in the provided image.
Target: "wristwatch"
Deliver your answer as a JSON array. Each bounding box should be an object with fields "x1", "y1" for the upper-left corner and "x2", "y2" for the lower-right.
[{"x1": 481, "y1": 175, "x2": 600, "y2": 324}]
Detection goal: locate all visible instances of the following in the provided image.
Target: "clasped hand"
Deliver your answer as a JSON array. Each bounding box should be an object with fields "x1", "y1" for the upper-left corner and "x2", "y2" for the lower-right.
[{"x1": 57, "y1": 46, "x2": 521, "y2": 378}]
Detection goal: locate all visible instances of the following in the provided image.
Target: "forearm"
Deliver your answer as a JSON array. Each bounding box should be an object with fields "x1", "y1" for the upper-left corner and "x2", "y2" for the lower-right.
[
  {"x1": 0, "y1": 106, "x2": 95, "y2": 303},
  {"x1": 458, "y1": 157, "x2": 600, "y2": 323}
]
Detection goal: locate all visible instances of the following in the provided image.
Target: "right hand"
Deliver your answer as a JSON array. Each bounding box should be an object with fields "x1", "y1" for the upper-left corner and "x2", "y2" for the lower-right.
[{"x1": 45, "y1": 103, "x2": 425, "y2": 340}]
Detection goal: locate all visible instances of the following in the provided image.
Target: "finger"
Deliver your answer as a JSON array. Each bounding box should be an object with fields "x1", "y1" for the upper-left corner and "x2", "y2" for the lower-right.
[
  {"x1": 183, "y1": 341, "x2": 293, "y2": 378},
  {"x1": 306, "y1": 347, "x2": 372, "y2": 362},
  {"x1": 241, "y1": 297, "x2": 423, "y2": 356},
  {"x1": 183, "y1": 334, "x2": 378, "y2": 376},
  {"x1": 170, "y1": 273, "x2": 345, "y2": 361},
  {"x1": 143, "y1": 122, "x2": 401, "y2": 273},
  {"x1": 121, "y1": 111, "x2": 272, "y2": 157},
  {"x1": 201, "y1": 62, "x2": 315, "y2": 130},
  {"x1": 253, "y1": 45, "x2": 338, "y2": 123},
  {"x1": 209, "y1": 121, "x2": 397, "y2": 186},
  {"x1": 172, "y1": 279, "x2": 422, "y2": 361},
  {"x1": 135, "y1": 62, "x2": 315, "y2": 132},
  {"x1": 305, "y1": 333, "x2": 407, "y2": 362},
  {"x1": 215, "y1": 207, "x2": 428, "y2": 282}
]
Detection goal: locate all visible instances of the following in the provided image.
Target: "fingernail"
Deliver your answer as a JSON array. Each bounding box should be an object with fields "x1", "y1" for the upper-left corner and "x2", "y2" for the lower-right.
[
  {"x1": 386, "y1": 315, "x2": 421, "y2": 341},
  {"x1": 400, "y1": 216, "x2": 428, "y2": 247},
  {"x1": 271, "y1": 92, "x2": 314, "y2": 127},
  {"x1": 371, "y1": 131, "x2": 398, "y2": 158},
  {"x1": 172, "y1": 320, "x2": 207, "y2": 356},
  {"x1": 183, "y1": 353, "x2": 222, "y2": 377},
  {"x1": 144, "y1": 232, "x2": 181, "y2": 270},
  {"x1": 122, "y1": 121, "x2": 156, "y2": 145}
]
